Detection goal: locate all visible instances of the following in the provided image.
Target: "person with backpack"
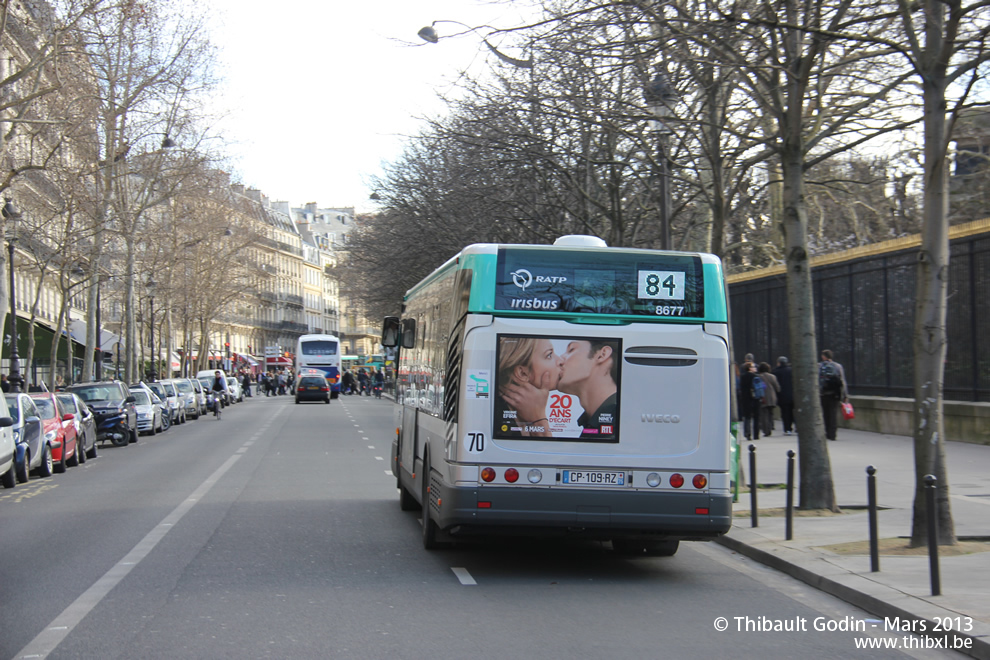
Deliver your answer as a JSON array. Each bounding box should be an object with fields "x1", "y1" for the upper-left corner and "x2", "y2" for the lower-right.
[
  {"x1": 819, "y1": 349, "x2": 849, "y2": 441},
  {"x1": 757, "y1": 362, "x2": 780, "y2": 437},
  {"x1": 738, "y1": 362, "x2": 763, "y2": 440}
]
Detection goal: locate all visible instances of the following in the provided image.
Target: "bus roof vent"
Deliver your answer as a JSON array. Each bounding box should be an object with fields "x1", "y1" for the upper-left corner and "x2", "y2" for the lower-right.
[{"x1": 553, "y1": 235, "x2": 608, "y2": 248}]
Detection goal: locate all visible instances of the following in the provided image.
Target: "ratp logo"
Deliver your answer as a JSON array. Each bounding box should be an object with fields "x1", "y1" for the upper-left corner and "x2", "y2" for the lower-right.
[{"x1": 511, "y1": 269, "x2": 533, "y2": 291}]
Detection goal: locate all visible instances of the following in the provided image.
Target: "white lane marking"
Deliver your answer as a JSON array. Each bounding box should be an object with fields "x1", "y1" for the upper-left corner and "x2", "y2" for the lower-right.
[
  {"x1": 16, "y1": 409, "x2": 285, "y2": 659},
  {"x1": 367, "y1": 445, "x2": 375, "y2": 449},
  {"x1": 451, "y1": 567, "x2": 477, "y2": 586},
  {"x1": 375, "y1": 456, "x2": 384, "y2": 461},
  {"x1": 385, "y1": 470, "x2": 393, "y2": 475},
  {"x1": 16, "y1": 454, "x2": 242, "y2": 658}
]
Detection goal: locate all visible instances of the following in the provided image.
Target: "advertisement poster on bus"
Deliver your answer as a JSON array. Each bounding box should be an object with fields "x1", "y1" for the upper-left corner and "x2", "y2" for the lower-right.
[{"x1": 494, "y1": 334, "x2": 620, "y2": 443}]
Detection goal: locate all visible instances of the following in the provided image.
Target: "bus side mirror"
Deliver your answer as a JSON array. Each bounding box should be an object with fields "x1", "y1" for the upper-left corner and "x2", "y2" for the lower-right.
[
  {"x1": 381, "y1": 316, "x2": 400, "y2": 348},
  {"x1": 401, "y1": 318, "x2": 416, "y2": 349}
]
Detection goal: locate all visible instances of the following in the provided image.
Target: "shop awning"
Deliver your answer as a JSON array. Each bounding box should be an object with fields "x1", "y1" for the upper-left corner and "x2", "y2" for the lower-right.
[
  {"x1": 266, "y1": 356, "x2": 292, "y2": 366},
  {"x1": 236, "y1": 353, "x2": 260, "y2": 367},
  {"x1": 69, "y1": 320, "x2": 123, "y2": 352}
]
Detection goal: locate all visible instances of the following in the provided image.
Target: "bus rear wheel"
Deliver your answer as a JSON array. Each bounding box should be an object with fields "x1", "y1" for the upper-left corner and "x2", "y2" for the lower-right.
[{"x1": 421, "y1": 455, "x2": 445, "y2": 549}]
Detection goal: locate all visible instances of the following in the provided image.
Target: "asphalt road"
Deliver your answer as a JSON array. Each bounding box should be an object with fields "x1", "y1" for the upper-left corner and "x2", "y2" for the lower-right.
[{"x1": 0, "y1": 393, "x2": 963, "y2": 659}]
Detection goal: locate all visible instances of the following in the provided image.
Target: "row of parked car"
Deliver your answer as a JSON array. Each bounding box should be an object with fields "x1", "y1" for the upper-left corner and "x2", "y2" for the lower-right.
[{"x1": 0, "y1": 371, "x2": 248, "y2": 489}]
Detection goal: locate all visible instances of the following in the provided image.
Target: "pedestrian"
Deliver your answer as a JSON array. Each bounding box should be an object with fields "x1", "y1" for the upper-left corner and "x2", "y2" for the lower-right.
[
  {"x1": 342, "y1": 369, "x2": 354, "y2": 395},
  {"x1": 357, "y1": 368, "x2": 369, "y2": 396},
  {"x1": 819, "y1": 349, "x2": 849, "y2": 441},
  {"x1": 772, "y1": 356, "x2": 795, "y2": 435},
  {"x1": 757, "y1": 362, "x2": 780, "y2": 437},
  {"x1": 2, "y1": 374, "x2": 10, "y2": 393},
  {"x1": 242, "y1": 371, "x2": 252, "y2": 397},
  {"x1": 738, "y1": 362, "x2": 762, "y2": 440}
]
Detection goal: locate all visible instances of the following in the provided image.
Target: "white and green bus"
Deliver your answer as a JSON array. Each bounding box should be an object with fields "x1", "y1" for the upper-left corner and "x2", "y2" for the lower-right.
[{"x1": 381, "y1": 235, "x2": 732, "y2": 554}]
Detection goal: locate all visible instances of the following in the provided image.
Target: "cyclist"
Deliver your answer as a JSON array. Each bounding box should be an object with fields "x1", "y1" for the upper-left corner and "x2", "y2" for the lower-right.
[
  {"x1": 372, "y1": 368, "x2": 384, "y2": 398},
  {"x1": 211, "y1": 371, "x2": 228, "y2": 415}
]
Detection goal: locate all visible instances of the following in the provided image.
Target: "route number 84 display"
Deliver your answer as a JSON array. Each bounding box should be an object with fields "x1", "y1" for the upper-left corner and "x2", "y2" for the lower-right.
[{"x1": 638, "y1": 270, "x2": 685, "y2": 301}]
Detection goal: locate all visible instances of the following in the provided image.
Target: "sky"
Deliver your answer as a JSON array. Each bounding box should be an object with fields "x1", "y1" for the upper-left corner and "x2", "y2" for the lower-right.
[{"x1": 205, "y1": 0, "x2": 536, "y2": 213}]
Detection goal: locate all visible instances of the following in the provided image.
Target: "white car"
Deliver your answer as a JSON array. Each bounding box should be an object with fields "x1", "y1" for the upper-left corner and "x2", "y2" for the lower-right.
[
  {"x1": 227, "y1": 377, "x2": 243, "y2": 403},
  {"x1": 0, "y1": 394, "x2": 17, "y2": 489}
]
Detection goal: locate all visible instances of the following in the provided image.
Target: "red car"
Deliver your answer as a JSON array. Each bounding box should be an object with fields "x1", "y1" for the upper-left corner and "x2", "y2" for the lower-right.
[{"x1": 30, "y1": 393, "x2": 79, "y2": 474}]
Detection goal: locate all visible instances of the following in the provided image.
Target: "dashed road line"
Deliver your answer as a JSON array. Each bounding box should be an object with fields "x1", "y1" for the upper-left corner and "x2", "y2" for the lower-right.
[{"x1": 451, "y1": 567, "x2": 477, "y2": 585}]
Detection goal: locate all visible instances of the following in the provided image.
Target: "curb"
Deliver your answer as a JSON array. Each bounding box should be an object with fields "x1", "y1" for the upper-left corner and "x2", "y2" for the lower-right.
[{"x1": 715, "y1": 533, "x2": 990, "y2": 659}]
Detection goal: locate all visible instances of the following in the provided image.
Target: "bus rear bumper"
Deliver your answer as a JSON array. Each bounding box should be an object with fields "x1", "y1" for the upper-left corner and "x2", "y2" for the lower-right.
[{"x1": 433, "y1": 483, "x2": 732, "y2": 541}]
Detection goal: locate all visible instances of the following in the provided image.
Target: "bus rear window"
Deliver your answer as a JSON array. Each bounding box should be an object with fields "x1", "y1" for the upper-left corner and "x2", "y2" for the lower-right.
[
  {"x1": 494, "y1": 248, "x2": 705, "y2": 318},
  {"x1": 301, "y1": 341, "x2": 337, "y2": 355}
]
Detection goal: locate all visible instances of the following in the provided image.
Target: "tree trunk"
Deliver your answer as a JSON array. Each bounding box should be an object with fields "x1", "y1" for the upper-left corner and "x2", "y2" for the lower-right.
[
  {"x1": 781, "y1": 142, "x2": 838, "y2": 512},
  {"x1": 910, "y1": 3, "x2": 955, "y2": 545}
]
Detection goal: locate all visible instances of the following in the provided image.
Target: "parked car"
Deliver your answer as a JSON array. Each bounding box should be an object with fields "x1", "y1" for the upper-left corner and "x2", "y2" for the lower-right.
[
  {"x1": 0, "y1": 394, "x2": 17, "y2": 489},
  {"x1": 141, "y1": 381, "x2": 171, "y2": 431},
  {"x1": 294, "y1": 374, "x2": 331, "y2": 404},
  {"x1": 170, "y1": 378, "x2": 201, "y2": 420},
  {"x1": 129, "y1": 387, "x2": 164, "y2": 435},
  {"x1": 5, "y1": 393, "x2": 50, "y2": 480},
  {"x1": 159, "y1": 380, "x2": 186, "y2": 424},
  {"x1": 189, "y1": 378, "x2": 207, "y2": 416},
  {"x1": 30, "y1": 392, "x2": 79, "y2": 473},
  {"x1": 56, "y1": 393, "x2": 97, "y2": 461},
  {"x1": 65, "y1": 381, "x2": 137, "y2": 447},
  {"x1": 226, "y1": 376, "x2": 243, "y2": 403}
]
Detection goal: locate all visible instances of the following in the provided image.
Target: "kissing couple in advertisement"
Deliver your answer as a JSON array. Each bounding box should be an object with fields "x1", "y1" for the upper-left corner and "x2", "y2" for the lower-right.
[{"x1": 496, "y1": 336, "x2": 619, "y2": 440}]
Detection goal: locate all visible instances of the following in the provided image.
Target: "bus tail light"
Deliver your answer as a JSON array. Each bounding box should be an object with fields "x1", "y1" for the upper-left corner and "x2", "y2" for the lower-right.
[
  {"x1": 527, "y1": 469, "x2": 543, "y2": 484},
  {"x1": 646, "y1": 473, "x2": 661, "y2": 487},
  {"x1": 696, "y1": 508, "x2": 710, "y2": 515},
  {"x1": 669, "y1": 473, "x2": 684, "y2": 488},
  {"x1": 481, "y1": 467, "x2": 496, "y2": 482},
  {"x1": 693, "y1": 474, "x2": 708, "y2": 489},
  {"x1": 504, "y1": 468, "x2": 519, "y2": 483},
  {"x1": 478, "y1": 501, "x2": 491, "y2": 508}
]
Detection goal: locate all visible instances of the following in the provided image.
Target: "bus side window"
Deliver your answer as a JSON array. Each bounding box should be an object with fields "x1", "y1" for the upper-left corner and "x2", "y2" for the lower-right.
[{"x1": 401, "y1": 318, "x2": 416, "y2": 349}]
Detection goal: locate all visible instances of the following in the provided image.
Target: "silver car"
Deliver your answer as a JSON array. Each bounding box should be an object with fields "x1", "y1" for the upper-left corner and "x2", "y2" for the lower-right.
[
  {"x1": 169, "y1": 378, "x2": 201, "y2": 420},
  {"x1": 190, "y1": 378, "x2": 207, "y2": 415},
  {"x1": 129, "y1": 388, "x2": 164, "y2": 435}
]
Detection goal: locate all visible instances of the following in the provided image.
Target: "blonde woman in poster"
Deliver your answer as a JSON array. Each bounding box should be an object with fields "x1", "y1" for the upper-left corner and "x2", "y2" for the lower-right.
[{"x1": 497, "y1": 336, "x2": 620, "y2": 441}]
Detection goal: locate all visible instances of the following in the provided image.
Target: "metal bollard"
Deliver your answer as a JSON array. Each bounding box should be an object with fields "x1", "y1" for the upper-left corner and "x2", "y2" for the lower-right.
[
  {"x1": 749, "y1": 444, "x2": 758, "y2": 528},
  {"x1": 867, "y1": 466, "x2": 879, "y2": 572},
  {"x1": 924, "y1": 474, "x2": 941, "y2": 596},
  {"x1": 785, "y1": 450, "x2": 795, "y2": 540}
]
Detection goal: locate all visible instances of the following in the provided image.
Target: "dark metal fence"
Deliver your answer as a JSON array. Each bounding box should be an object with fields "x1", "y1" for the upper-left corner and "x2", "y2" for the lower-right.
[{"x1": 728, "y1": 220, "x2": 990, "y2": 402}]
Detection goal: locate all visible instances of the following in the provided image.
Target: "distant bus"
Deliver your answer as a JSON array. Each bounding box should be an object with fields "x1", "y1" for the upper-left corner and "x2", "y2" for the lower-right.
[
  {"x1": 295, "y1": 334, "x2": 341, "y2": 397},
  {"x1": 382, "y1": 235, "x2": 732, "y2": 554}
]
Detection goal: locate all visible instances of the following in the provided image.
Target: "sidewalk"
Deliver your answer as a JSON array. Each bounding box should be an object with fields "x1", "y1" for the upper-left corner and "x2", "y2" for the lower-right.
[{"x1": 717, "y1": 426, "x2": 990, "y2": 658}]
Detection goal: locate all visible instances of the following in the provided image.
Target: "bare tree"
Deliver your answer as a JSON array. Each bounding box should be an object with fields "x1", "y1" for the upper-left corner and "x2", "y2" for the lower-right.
[
  {"x1": 0, "y1": 0, "x2": 109, "y2": 376},
  {"x1": 891, "y1": 0, "x2": 990, "y2": 546}
]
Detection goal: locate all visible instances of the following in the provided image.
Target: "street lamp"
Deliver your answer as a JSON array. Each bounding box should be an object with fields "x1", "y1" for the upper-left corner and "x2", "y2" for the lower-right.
[
  {"x1": 644, "y1": 69, "x2": 679, "y2": 251},
  {"x1": 3, "y1": 198, "x2": 23, "y2": 392},
  {"x1": 146, "y1": 276, "x2": 157, "y2": 380},
  {"x1": 418, "y1": 20, "x2": 533, "y2": 69}
]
